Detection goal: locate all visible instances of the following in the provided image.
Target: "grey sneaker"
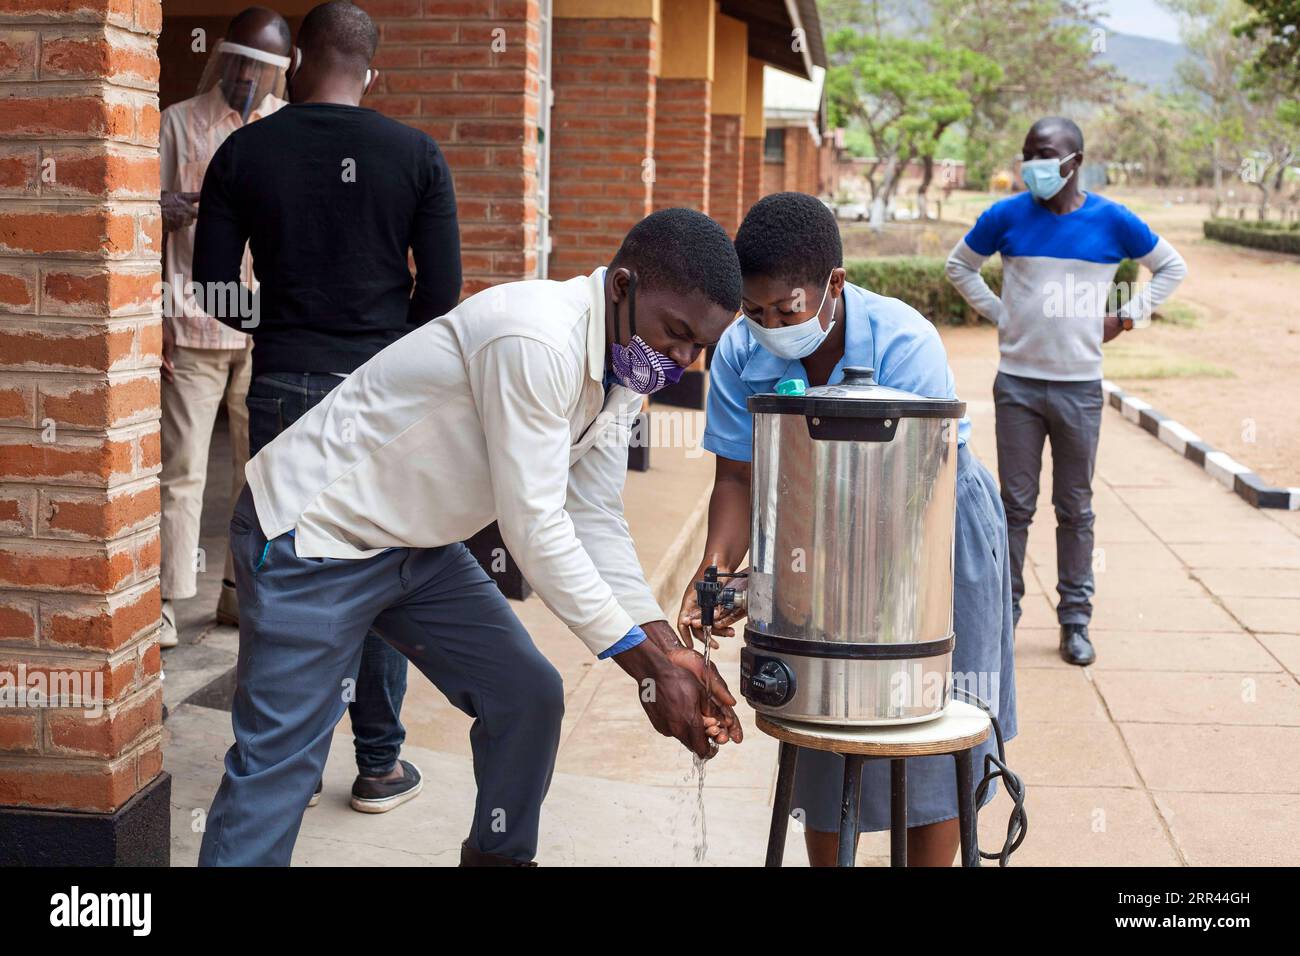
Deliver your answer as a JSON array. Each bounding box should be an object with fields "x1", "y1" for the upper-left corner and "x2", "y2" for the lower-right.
[
  {"x1": 159, "y1": 599, "x2": 178, "y2": 648},
  {"x1": 350, "y1": 759, "x2": 423, "y2": 814},
  {"x1": 308, "y1": 780, "x2": 322, "y2": 808}
]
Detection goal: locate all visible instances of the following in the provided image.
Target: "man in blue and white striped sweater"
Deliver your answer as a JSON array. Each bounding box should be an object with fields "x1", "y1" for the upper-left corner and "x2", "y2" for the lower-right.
[{"x1": 946, "y1": 117, "x2": 1187, "y2": 665}]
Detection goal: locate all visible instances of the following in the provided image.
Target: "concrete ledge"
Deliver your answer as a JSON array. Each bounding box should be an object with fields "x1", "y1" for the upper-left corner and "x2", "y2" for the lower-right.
[
  {"x1": 1102, "y1": 380, "x2": 1300, "y2": 510},
  {"x1": 1156, "y1": 418, "x2": 1198, "y2": 457}
]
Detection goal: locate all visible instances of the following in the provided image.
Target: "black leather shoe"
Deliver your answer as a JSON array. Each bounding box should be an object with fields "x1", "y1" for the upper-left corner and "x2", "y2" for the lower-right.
[
  {"x1": 1059, "y1": 624, "x2": 1096, "y2": 666},
  {"x1": 459, "y1": 839, "x2": 538, "y2": 867}
]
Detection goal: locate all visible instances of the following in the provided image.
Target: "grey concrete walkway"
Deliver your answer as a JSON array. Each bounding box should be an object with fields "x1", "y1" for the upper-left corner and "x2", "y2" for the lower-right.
[
  {"x1": 949, "y1": 328, "x2": 1300, "y2": 867},
  {"x1": 164, "y1": 335, "x2": 1300, "y2": 866}
]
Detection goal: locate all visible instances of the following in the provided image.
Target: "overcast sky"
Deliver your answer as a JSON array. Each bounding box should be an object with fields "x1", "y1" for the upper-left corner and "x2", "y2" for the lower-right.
[{"x1": 1099, "y1": 0, "x2": 1183, "y2": 44}]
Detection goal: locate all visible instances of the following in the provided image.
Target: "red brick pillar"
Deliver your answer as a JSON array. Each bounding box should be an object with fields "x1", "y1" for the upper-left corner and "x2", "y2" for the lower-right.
[
  {"x1": 548, "y1": 3, "x2": 656, "y2": 280},
  {"x1": 0, "y1": 0, "x2": 169, "y2": 864},
  {"x1": 651, "y1": 0, "x2": 713, "y2": 213},
  {"x1": 740, "y1": 56, "x2": 764, "y2": 217},
  {"x1": 785, "y1": 126, "x2": 817, "y2": 194},
  {"x1": 708, "y1": 115, "x2": 742, "y2": 233},
  {"x1": 761, "y1": 143, "x2": 782, "y2": 196},
  {"x1": 707, "y1": 13, "x2": 746, "y2": 234},
  {"x1": 741, "y1": 135, "x2": 762, "y2": 214},
  {"x1": 653, "y1": 78, "x2": 709, "y2": 211},
  {"x1": 360, "y1": 0, "x2": 544, "y2": 295}
]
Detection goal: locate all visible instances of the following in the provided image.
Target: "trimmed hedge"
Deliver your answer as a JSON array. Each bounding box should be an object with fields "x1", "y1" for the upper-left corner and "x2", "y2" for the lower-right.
[
  {"x1": 1213, "y1": 218, "x2": 1300, "y2": 232},
  {"x1": 1204, "y1": 219, "x2": 1300, "y2": 254},
  {"x1": 844, "y1": 256, "x2": 1139, "y2": 326}
]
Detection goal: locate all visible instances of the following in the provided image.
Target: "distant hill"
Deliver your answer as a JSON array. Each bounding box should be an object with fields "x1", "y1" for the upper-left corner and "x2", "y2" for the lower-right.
[{"x1": 1097, "y1": 30, "x2": 1190, "y2": 93}]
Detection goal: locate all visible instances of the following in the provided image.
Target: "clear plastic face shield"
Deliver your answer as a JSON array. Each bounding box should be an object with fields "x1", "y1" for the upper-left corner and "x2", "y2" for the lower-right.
[{"x1": 196, "y1": 39, "x2": 289, "y2": 122}]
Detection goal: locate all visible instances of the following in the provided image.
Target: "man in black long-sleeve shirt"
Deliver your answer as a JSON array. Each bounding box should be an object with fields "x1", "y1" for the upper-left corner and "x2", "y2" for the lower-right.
[
  {"x1": 193, "y1": 0, "x2": 457, "y2": 814},
  {"x1": 194, "y1": 13, "x2": 460, "y2": 375}
]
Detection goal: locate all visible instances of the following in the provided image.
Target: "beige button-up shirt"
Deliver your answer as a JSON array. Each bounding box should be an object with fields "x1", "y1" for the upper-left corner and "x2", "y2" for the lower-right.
[
  {"x1": 160, "y1": 87, "x2": 286, "y2": 350},
  {"x1": 244, "y1": 268, "x2": 663, "y2": 656}
]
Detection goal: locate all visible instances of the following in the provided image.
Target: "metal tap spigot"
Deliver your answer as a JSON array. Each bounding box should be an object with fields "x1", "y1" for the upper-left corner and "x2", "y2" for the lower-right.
[{"x1": 694, "y1": 565, "x2": 747, "y2": 628}]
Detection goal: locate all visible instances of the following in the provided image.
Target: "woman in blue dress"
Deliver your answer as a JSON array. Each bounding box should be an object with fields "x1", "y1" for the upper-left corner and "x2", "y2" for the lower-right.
[{"x1": 678, "y1": 192, "x2": 1017, "y2": 866}]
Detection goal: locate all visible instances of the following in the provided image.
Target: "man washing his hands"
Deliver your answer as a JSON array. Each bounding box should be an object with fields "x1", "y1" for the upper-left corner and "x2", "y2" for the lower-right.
[{"x1": 196, "y1": 208, "x2": 745, "y2": 867}]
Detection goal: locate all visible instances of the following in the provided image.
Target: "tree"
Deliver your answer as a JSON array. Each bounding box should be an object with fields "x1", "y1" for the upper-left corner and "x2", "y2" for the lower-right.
[
  {"x1": 1163, "y1": 0, "x2": 1299, "y2": 214},
  {"x1": 1236, "y1": 0, "x2": 1300, "y2": 92},
  {"x1": 1092, "y1": 93, "x2": 1210, "y2": 187},
  {"x1": 826, "y1": 30, "x2": 1000, "y2": 221},
  {"x1": 925, "y1": 0, "x2": 1120, "y2": 186}
]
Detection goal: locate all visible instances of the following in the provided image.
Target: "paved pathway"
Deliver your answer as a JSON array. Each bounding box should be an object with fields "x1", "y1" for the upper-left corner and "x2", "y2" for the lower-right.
[{"x1": 165, "y1": 333, "x2": 1300, "y2": 865}]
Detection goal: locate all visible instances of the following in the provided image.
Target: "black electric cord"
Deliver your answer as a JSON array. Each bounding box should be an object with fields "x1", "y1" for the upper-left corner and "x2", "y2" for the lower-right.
[{"x1": 951, "y1": 686, "x2": 1027, "y2": 866}]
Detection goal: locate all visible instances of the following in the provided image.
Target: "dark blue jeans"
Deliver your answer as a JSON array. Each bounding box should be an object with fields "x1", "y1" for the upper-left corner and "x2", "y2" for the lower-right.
[
  {"x1": 201, "y1": 485, "x2": 562, "y2": 865},
  {"x1": 246, "y1": 371, "x2": 407, "y2": 776}
]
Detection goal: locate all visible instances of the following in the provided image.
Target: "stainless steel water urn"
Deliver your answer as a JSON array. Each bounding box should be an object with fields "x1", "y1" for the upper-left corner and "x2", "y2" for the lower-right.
[{"x1": 740, "y1": 366, "x2": 966, "y2": 725}]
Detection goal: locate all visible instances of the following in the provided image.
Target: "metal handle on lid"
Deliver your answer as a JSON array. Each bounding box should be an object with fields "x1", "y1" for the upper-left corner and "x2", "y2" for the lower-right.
[{"x1": 841, "y1": 366, "x2": 876, "y2": 385}]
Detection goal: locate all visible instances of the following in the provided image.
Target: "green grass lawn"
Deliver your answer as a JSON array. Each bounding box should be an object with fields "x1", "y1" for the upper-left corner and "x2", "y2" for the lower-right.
[
  {"x1": 1104, "y1": 342, "x2": 1233, "y2": 380},
  {"x1": 1105, "y1": 297, "x2": 1228, "y2": 379},
  {"x1": 1153, "y1": 300, "x2": 1203, "y2": 328}
]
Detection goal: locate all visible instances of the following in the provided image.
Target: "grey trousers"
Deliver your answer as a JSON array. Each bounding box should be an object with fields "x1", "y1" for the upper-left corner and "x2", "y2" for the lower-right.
[
  {"x1": 993, "y1": 371, "x2": 1103, "y2": 626},
  {"x1": 198, "y1": 486, "x2": 565, "y2": 866}
]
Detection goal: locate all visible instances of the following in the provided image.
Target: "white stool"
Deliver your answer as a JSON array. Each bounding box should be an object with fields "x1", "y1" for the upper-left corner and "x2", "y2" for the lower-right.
[{"x1": 758, "y1": 700, "x2": 992, "y2": 867}]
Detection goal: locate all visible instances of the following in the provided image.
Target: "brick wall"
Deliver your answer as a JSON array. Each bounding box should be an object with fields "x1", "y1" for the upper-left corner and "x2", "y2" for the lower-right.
[
  {"x1": 548, "y1": 15, "x2": 655, "y2": 280},
  {"x1": 0, "y1": 0, "x2": 165, "y2": 813},
  {"x1": 784, "y1": 125, "x2": 819, "y2": 195},
  {"x1": 708, "y1": 113, "x2": 742, "y2": 234},
  {"x1": 761, "y1": 151, "x2": 782, "y2": 197},
  {"x1": 741, "y1": 134, "x2": 761, "y2": 218},
  {"x1": 360, "y1": 0, "x2": 542, "y2": 294},
  {"x1": 652, "y1": 77, "x2": 708, "y2": 212}
]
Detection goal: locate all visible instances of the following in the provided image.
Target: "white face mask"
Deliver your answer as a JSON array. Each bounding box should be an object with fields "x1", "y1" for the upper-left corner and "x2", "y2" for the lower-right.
[{"x1": 745, "y1": 273, "x2": 836, "y2": 360}]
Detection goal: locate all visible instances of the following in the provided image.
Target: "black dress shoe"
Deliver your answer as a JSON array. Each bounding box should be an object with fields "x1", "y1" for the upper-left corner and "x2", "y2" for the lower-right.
[
  {"x1": 1059, "y1": 624, "x2": 1096, "y2": 666},
  {"x1": 459, "y1": 839, "x2": 538, "y2": 867}
]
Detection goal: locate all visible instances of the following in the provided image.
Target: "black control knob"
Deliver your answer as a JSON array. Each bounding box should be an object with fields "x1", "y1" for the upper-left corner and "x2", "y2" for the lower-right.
[{"x1": 740, "y1": 652, "x2": 795, "y2": 707}]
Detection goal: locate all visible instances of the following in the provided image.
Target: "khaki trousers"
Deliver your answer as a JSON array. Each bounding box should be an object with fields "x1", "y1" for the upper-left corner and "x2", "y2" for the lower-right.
[{"x1": 159, "y1": 344, "x2": 252, "y2": 599}]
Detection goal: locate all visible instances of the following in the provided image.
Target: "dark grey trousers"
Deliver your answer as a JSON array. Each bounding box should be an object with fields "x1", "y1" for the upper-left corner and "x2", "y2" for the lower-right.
[
  {"x1": 993, "y1": 371, "x2": 1103, "y2": 627},
  {"x1": 198, "y1": 486, "x2": 565, "y2": 866}
]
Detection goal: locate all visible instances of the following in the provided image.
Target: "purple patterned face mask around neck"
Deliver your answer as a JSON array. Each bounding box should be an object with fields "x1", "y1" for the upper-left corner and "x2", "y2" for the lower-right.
[{"x1": 608, "y1": 272, "x2": 685, "y2": 394}]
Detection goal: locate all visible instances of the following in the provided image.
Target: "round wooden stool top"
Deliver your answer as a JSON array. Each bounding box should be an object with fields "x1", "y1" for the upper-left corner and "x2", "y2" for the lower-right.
[{"x1": 755, "y1": 701, "x2": 991, "y2": 758}]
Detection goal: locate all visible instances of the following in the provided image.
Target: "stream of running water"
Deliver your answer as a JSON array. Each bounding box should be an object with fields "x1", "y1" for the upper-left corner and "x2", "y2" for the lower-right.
[
  {"x1": 691, "y1": 629, "x2": 716, "y2": 863},
  {"x1": 691, "y1": 752, "x2": 708, "y2": 863}
]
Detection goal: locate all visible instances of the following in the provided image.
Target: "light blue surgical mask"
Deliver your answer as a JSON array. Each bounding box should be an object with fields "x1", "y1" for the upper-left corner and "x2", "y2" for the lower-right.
[
  {"x1": 745, "y1": 273, "x2": 836, "y2": 360},
  {"x1": 1021, "y1": 151, "x2": 1077, "y2": 200}
]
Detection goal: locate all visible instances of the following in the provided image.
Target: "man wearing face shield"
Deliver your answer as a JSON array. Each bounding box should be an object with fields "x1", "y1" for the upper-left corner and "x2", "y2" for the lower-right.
[{"x1": 157, "y1": 7, "x2": 290, "y2": 650}]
